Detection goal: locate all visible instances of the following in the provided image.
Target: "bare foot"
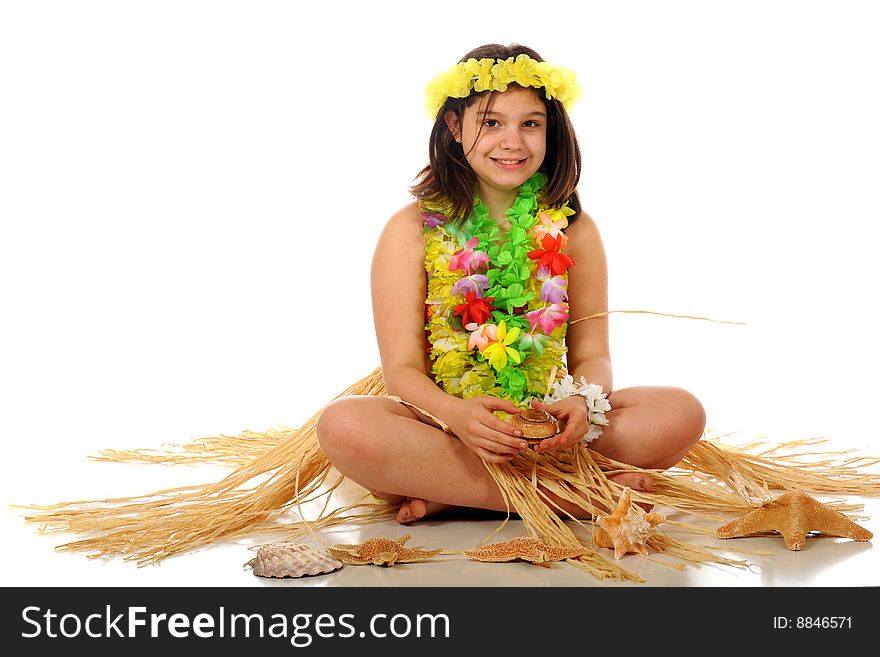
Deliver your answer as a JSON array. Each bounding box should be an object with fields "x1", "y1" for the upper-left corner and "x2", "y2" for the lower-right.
[
  {"x1": 607, "y1": 472, "x2": 655, "y2": 512},
  {"x1": 396, "y1": 498, "x2": 457, "y2": 524}
]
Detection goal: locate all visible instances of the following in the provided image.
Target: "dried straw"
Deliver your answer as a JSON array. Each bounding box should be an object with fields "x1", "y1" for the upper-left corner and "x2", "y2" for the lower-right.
[
  {"x1": 23, "y1": 369, "x2": 391, "y2": 566},
  {"x1": 19, "y1": 367, "x2": 880, "y2": 579}
]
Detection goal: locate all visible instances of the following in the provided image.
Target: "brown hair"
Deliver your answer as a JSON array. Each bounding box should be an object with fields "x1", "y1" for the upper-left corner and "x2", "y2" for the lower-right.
[{"x1": 410, "y1": 43, "x2": 582, "y2": 224}]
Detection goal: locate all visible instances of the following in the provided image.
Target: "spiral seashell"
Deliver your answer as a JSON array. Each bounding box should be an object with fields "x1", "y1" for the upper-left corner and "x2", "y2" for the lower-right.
[
  {"x1": 245, "y1": 543, "x2": 344, "y2": 578},
  {"x1": 592, "y1": 488, "x2": 665, "y2": 559},
  {"x1": 507, "y1": 408, "x2": 558, "y2": 442}
]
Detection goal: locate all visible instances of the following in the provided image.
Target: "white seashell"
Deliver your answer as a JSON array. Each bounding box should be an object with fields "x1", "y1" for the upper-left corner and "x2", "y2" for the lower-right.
[{"x1": 245, "y1": 543, "x2": 344, "y2": 578}]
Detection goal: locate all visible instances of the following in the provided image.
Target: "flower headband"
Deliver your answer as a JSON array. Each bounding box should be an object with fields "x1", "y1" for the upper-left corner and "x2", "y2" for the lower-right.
[{"x1": 425, "y1": 53, "x2": 581, "y2": 117}]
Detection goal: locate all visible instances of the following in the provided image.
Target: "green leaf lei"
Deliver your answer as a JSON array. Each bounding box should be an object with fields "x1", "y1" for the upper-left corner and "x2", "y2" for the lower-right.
[{"x1": 422, "y1": 172, "x2": 575, "y2": 403}]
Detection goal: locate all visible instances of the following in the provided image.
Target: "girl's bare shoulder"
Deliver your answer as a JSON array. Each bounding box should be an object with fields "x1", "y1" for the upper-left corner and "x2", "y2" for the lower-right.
[
  {"x1": 565, "y1": 208, "x2": 599, "y2": 236},
  {"x1": 383, "y1": 201, "x2": 426, "y2": 235},
  {"x1": 564, "y1": 209, "x2": 604, "y2": 254},
  {"x1": 374, "y1": 201, "x2": 426, "y2": 256}
]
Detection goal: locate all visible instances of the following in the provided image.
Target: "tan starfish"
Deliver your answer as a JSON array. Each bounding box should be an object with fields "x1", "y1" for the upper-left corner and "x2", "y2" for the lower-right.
[
  {"x1": 463, "y1": 536, "x2": 587, "y2": 564},
  {"x1": 592, "y1": 487, "x2": 665, "y2": 559},
  {"x1": 715, "y1": 490, "x2": 873, "y2": 551},
  {"x1": 325, "y1": 534, "x2": 443, "y2": 566}
]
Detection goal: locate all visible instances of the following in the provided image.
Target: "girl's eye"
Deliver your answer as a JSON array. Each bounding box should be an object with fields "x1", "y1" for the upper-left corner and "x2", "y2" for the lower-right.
[
  {"x1": 484, "y1": 119, "x2": 500, "y2": 127},
  {"x1": 524, "y1": 120, "x2": 540, "y2": 128}
]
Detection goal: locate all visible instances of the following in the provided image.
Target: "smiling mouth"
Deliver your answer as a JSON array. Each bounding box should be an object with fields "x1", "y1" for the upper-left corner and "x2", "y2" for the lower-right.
[{"x1": 491, "y1": 157, "x2": 527, "y2": 168}]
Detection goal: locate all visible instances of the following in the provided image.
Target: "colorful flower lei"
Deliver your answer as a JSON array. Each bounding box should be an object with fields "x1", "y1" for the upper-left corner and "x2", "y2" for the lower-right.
[
  {"x1": 422, "y1": 172, "x2": 576, "y2": 403},
  {"x1": 425, "y1": 54, "x2": 581, "y2": 117}
]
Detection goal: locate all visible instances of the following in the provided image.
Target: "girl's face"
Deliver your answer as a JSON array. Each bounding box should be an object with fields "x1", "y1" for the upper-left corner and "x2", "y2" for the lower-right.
[{"x1": 447, "y1": 86, "x2": 548, "y2": 200}]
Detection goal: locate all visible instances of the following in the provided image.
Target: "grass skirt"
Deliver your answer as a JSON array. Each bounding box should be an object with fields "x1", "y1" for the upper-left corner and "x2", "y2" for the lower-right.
[{"x1": 21, "y1": 367, "x2": 880, "y2": 582}]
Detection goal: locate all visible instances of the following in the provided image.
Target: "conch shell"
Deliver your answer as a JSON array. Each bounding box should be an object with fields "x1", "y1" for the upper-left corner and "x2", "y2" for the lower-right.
[
  {"x1": 592, "y1": 487, "x2": 665, "y2": 559},
  {"x1": 506, "y1": 408, "x2": 558, "y2": 445}
]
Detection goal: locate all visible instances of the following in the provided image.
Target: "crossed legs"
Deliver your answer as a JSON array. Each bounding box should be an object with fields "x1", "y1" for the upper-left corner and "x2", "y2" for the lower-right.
[{"x1": 316, "y1": 386, "x2": 706, "y2": 523}]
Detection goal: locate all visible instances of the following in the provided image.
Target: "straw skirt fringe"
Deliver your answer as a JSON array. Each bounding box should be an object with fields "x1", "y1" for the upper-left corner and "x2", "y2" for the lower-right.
[{"x1": 22, "y1": 367, "x2": 880, "y2": 581}]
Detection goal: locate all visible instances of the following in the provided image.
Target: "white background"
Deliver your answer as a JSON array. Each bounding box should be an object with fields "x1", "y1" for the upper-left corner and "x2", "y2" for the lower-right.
[{"x1": 2, "y1": 0, "x2": 879, "y2": 585}]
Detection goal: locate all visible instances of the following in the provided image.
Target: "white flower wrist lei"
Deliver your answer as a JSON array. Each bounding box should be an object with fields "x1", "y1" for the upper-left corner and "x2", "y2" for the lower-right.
[{"x1": 543, "y1": 374, "x2": 611, "y2": 445}]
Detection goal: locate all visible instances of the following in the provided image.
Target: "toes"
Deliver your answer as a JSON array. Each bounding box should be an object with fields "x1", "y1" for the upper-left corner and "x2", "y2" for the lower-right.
[
  {"x1": 408, "y1": 498, "x2": 428, "y2": 519},
  {"x1": 609, "y1": 472, "x2": 654, "y2": 492},
  {"x1": 396, "y1": 498, "x2": 429, "y2": 525},
  {"x1": 396, "y1": 506, "x2": 414, "y2": 524},
  {"x1": 606, "y1": 473, "x2": 655, "y2": 512}
]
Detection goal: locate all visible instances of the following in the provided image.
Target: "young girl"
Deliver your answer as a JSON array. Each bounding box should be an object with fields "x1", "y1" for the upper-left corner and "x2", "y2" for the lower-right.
[
  {"x1": 23, "y1": 43, "x2": 878, "y2": 579},
  {"x1": 316, "y1": 43, "x2": 706, "y2": 524}
]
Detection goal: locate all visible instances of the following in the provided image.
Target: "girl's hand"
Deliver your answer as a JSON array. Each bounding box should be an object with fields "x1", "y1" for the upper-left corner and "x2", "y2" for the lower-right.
[
  {"x1": 447, "y1": 396, "x2": 529, "y2": 463},
  {"x1": 530, "y1": 396, "x2": 590, "y2": 453}
]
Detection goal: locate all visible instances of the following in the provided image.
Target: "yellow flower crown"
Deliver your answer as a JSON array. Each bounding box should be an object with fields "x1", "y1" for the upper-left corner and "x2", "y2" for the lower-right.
[{"x1": 425, "y1": 54, "x2": 581, "y2": 117}]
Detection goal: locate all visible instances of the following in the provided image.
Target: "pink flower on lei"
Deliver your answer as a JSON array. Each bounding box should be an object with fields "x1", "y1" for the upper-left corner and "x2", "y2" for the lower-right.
[
  {"x1": 423, "y1": 213, "x2": 446, "y2": 229},
  {"x1": 524, "y1": 303, "x2": 569, "y2": 335},
  {"x1": 537, "y1": 270, "x2": 568, "y2": 303},
  {"x1": 452, "y1": 273, "x2": 490, "y2": 298},
  {"x1": 449, "y1": 237, "x2": 490, "y2": 275},
  {"x1": 465, "y1": 322, "x2": 497, "y2": 351},
  {"x1": 533, "y1": 211, "x2": 568, "y2": 243}
]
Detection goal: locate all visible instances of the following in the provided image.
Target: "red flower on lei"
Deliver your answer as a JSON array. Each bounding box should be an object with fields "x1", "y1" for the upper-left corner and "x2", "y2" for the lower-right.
[
  {"x1": 527, "y1": 234, "x2": 574, "y2": 276},
  {"x1": 453, "y1": 291, "x2": 495, "y2": 326}
]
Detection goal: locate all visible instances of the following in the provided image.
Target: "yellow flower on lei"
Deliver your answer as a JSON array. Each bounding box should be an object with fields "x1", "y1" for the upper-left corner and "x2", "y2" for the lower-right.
[
  {"x1": 531, "y1": 338, "x2": 567, "y2": 368},
  {"x1": 425, "y1": 231, "x2": 465, "y2": 315},
  {"x1": 431, "y1": 332, "x2": 469, "y2": 360},
  {"x1": 482, "y1": 321, "x2": 522, "y2": 371},
  {"x1": 539, "y1": 205, "x2": 575, "y2": 225},
  {"x1": 427, "y1": 274, "x2": 462, "y2": 315},
  {"x1": 453, "y1": 362, "x2": 497, "y2": 399},
  {"x1": 427, "y1": 317, "x2": 463, "y2": 356},
  {"x1": 434, "y1": 348, "x2": 469, "y2": 381},
  {"x1": 424, "y1": 231, "x2": 457, "y2": 270}
]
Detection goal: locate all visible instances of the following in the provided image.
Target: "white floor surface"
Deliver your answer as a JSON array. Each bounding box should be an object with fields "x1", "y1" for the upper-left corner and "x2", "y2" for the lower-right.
[{"x1": 4, "y1": 453, "x2": 878, "y2": 589}]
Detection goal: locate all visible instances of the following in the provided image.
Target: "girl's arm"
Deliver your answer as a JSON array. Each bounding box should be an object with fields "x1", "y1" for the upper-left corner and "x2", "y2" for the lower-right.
[
  {"x1": 370, "y1": 203, "x2": 525, "y2": 462},
  {"x1": 562, "y1": 210, "x2": 612, "y2": 391}
]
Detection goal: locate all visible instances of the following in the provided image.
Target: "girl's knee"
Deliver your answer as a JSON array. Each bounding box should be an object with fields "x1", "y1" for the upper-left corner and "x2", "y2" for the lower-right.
[
  {"x1": 316, "y1": 398, "x2": 365, "y2": 455},
  {"x1": 316, "y1": 397, "x2": 395, "y2": 464},
  {"x1": 668, "y1": 387, "x2": 706, "y2": 445}
]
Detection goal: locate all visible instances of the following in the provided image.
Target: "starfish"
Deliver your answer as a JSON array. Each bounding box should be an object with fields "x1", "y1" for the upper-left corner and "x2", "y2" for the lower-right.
[
  {"x1": 325, "y1": 534, "x2": 443, "y2": 566},
  {"x1": 592, "y1": 487, "x2": 665, "y2": 560},
  {"x1": 462, "y1": 536, "x2": 587, "y2": 564},
  {"x1": 715, "y1": 490, "x2": 873, "y2": 551}
]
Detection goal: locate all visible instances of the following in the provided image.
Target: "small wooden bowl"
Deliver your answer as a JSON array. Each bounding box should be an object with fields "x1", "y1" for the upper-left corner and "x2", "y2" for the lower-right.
[{"x1": 507, "y1": 408, "x2": 558, "y2": 445}]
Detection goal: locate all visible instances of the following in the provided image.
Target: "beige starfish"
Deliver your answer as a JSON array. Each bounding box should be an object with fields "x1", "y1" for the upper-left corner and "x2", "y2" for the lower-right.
[
  {"x1": 325, "y1": 534, "x2": 443, "y2": 566},
  {"x1": 592, "y1": 487, "x2": 665, "y2": 559},
  {"x1": 715, "y1": 490, "x2": 873, "y2": 551},
  {"x1": 463, "y1": 536, "x2": 587, "y2": 564}
]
